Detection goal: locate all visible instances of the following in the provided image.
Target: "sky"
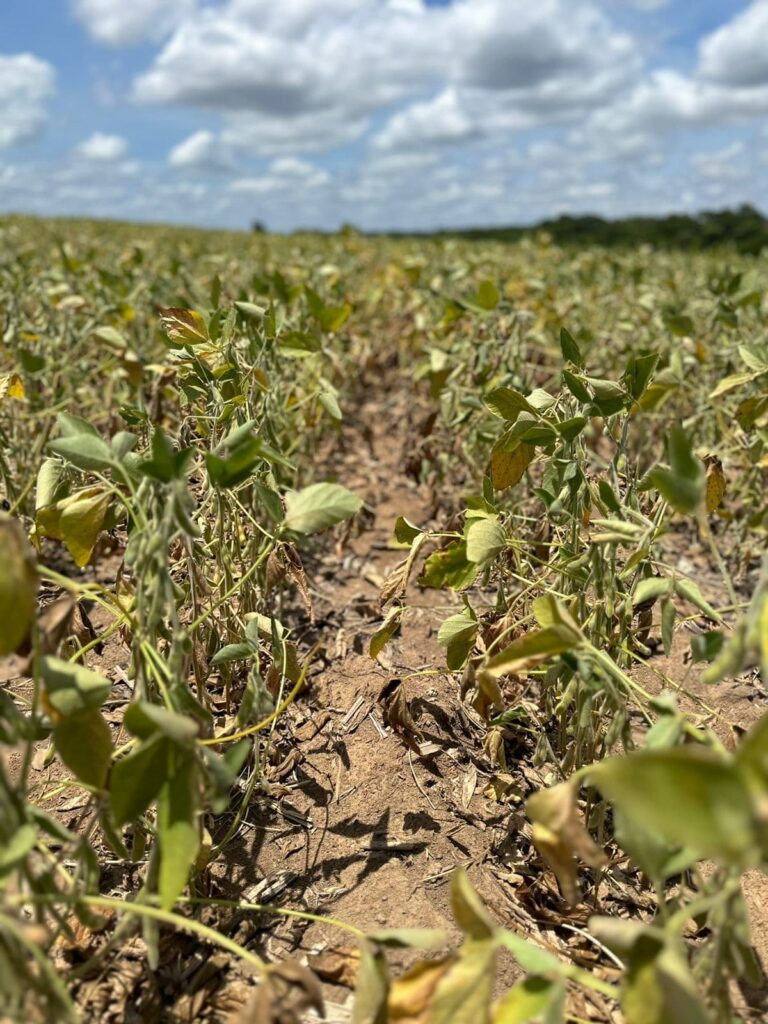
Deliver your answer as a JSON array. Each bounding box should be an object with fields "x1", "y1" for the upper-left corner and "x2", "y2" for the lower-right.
[{"x1": 0, "y1": 0, "x2": 767, "y2": 232}]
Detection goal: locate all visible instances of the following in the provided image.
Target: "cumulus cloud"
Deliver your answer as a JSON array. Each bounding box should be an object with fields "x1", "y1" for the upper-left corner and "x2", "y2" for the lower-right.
[
  {"x1": 230, "y1": 156, "x2": 331, "y2": 194},
  {"x1": 132, "y1": 0, "x2": 636, "y2": 155},
  {"x1": 71, "y1": 0, "x2": 197, "y2": 46},
  {"x1": 0, "y1": 54, "x2": 56, "y2": 150},
  {"x1": 699, "y1": 0, "x2": 768, "y2": 87},
  {"x1": 75, "y1": 132, "x2": 128, "y2": 160},
  {"x1": 168, "y1": 130, "x2": 230, "y2": 170}
]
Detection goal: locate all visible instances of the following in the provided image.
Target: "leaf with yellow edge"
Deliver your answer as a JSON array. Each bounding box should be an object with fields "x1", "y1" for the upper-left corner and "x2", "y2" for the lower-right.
[
  {"x1": 158, "y1": 307, "x2": 209, "y2": 346},
  {"x1": 428, "y1": 938, "x2": 496, "y2": 1024},
  {"x1": 388, "y1": 957, "x2": 454, "y2": 1024},
  {"x1": 0, "y1": 513, "x2": 38, "y2": 655}
]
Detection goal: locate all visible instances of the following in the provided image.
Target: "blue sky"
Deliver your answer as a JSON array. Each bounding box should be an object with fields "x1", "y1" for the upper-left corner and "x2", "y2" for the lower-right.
[{"x1": 0, "y1": 0, "x2": 767, "y2": 231}]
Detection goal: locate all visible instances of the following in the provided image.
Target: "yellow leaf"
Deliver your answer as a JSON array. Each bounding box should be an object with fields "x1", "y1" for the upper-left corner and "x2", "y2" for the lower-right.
[
  {"x1": 37, "y1": 488, "x2": 111, "y2": 567},
  {"x1": 705, "y1": 458, "x2": 726, "y2": 513},
  {"x1": 0, "y1": 373, "x2": 25, "y2": 401},
  {"x1": 490, "y1": 442, "x2": 534, "y2": 490}
]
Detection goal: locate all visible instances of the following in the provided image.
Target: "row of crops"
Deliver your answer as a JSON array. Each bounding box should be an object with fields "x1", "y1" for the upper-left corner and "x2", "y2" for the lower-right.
[{"x1": 1, "y1": 214, "x2": 767, "y2": 1022}]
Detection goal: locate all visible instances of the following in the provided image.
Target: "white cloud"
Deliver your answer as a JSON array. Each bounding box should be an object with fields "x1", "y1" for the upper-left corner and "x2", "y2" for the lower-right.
[
  {"x1": 75, "y1": 132, "x2": 128, "y2": 160},
  {"x1": 230, "y1": 156, "x2": 330, "y2": 194},
  {"x1": 132, "y1": 0, "x2": 636, "y2": 156},
  {"x1": 71, "y1": 0, "x2": 197, "y2": 46},
  {"x1": 374, "y1": 89, "x2": 482, "y2": 151},
  {"x1": 0, "y1": 54, "x2": 56, "y2": 150},
  {"x1": 168, "y1": 129, "x2": 230, "y2": 170},
  {"x1": 699, "y1": 0, "x2": 768, "y2": 87}
]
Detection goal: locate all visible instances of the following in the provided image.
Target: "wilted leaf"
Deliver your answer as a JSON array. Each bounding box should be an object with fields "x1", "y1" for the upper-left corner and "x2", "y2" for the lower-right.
[
  {"x1": 36, "y1": 487, "x2": 112, "y2": 567},
  {"x1": 526, "y1": 781, "x2": 606, "y2": 904},
  {"x1": 158, "y1": 307, "x2": 209, "y2": 346},
  {"x1": 491, "y1": 442, "x2": 534, "y2": 491},
  {"x1": 308, "y1": 946, "x2": 361, "y2": 987},
  {"x1": 370, "y1": 606, "x2": 403, "y2": 660}
]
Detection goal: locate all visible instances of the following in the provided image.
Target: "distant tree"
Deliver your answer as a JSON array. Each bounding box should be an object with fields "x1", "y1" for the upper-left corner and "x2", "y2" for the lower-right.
[{"x1": 251, "y1": 220, "x2": 266, "y2": 234}]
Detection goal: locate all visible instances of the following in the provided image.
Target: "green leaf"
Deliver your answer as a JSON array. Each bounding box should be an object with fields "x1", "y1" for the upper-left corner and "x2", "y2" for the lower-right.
[
  {"x1": 555, "y1": 416, "x2": 587, "y2": 442},
  {"x1": 587, "y1": 748, "x2": 758, "y2": 863},
  {"x1": 124, "y1": 702, "x2": 198, "y2": 745},
  {"x1": 645, "y1": 427, "x2": 705, "y2": 514},
  {"x1": 673, "y1": 578, "x2": 721, "y2": 622},
  {"x1": 54, "y1": 709, "x2": 112, "y2": 789},
  {"x1": 139, "y1": 428, "x2": 193, "y2": 483},
  {"x1": 633, "y1": 578, "x2": 674, "y2": 607},
  {"x1": 394, "y1": 515, "x2": 422, "y2": 546},
  {"x1": 0, "y1": 514, "x2": 38, "y2": 656},
  {"x1": 496, "y1": 931, "x2": 562, "y2": 976},
  {"x1": 664, "y1": 312, "x2": 694, "y2": 337},
  {"x1": 56, "y1": 412, "x2": 101, "y2": 438},
  {"x1": 623, "y1": 352, "x2": 659, "y2": 400},
  {"x1": 493, "y1": 976, "x2": 566, "y2": 1024},
  {"x1": 476, "y1": 279, "x2": 500, "y2": 310},
  {"x1": 40, "y1": 657, "x2": 111, "y2": 717},
  {"x1": 438, "y1": 609, "x2": 478, "y2": 670},
  {"x1": 284, "y1": 482, "x2": 362, "y2": 534},
  {"x1": 559, "y1": 327, "x2": 583, "y2": 367},
  {"x1": 450, "y1": 868, "x2": 495, "y2": 940},
  {"x1": 466, "y1": 516, "x2": 506, "y2": 567},
  {"x1": 562, "y1": 370, "x2": 591, "y2": 403},
  {"x1": 690, "y1": 631, "x2": 725, "y2": 663},
  {"x1": 110, "y1": 735, "x2": 169, "y2": 826},
  {"x1": 35, "y1": 458, "x2": 69, "y2": 510},
  {"x1": 318, "y1": 391, "x2": 343, "y2": 421},
  {"x1": 353, "y1": 939, "x2": 389, "y2": 1024},
  {"x1": 211, "y1": 643, "x2": 253, "y2": 666},
  {"x1": 157, "y1": 752, "x2": 200, "y2": 910},
  {"x1": 48, "y1": 434, "x2": 114, "y2": 472},
  {"x1": 419, "y1": 541, "x2": 478, "y2": 591},
  {"x1": 484, "y1": 387, "x2": 532, "y2": 423}
]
